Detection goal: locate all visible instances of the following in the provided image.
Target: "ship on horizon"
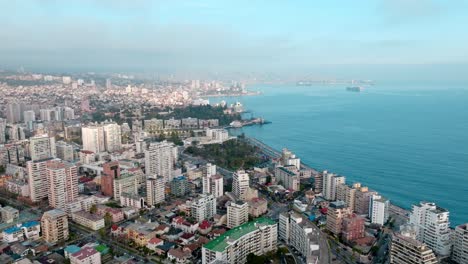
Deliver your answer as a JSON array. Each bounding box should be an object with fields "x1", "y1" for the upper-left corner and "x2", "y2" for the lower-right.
[{"x1": 346, "y1": 86, "x2": 363, "y2": 92}]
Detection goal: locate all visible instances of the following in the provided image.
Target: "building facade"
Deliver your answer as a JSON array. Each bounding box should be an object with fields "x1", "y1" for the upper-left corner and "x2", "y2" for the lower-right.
[
  {"x1": 227, "y1": 201, "x2": 249, "y2": 229},
  {"x1": 41, "y1": 209, "x2": 69, "y2": 244}
]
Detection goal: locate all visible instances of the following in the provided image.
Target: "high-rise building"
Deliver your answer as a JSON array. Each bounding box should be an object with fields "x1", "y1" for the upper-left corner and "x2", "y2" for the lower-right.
[
  {"x1": 281, "y1": 148, "x2": 301, "y2": 170},
  {"x1": 232, "y1": 170, "x2": 250, "y2": 201},
  {"x1": 202, "y1": 174, "x2": 224, "y2": 198},
  {"x1": 5, "y1": 103, "x2": 22, "y2": 123},
  {"x1": 55, "y1": 141, "x2": 75, "y2": 162},
  {"x1": 170, "y1": 176, "x2": 190, "y2": 197},
  {"x1": 314, "y1": 172, "x2": 323, "y2": 193},
  {"x1": 341, "y1": 214, "x2": 365, "y2": 242},
  {"x1": 0, "y1": 118, "x2": 6, "y2": 144},
  {"x1": 41, "y1": 209, "x2": 69, "y2": 244},
  {"x1": 106, "y1": 78, "x2": 112, "y2": 89},
  {"x1": 23, "y1": 110, "x2": 36, "y2": 124},
  {"x1": 103, "y1": 123, "x2": 121, "y2": 152},
  {"x1": 81, "y1": 125, "x2": 105, "y2": 153},
  {"x1": 322, "y1": 171, "x2": 345, "y2": 201},
  {"x1": 369, "y1": 194, "x2": 389, "y2": 225},
  {"x1": 46, "y1": 160, "x2": 78, "y2": 209},
  {"x1": 227, "y1": 201, "x2": 248, "y2": 228},
  {"x1": 274, "y1": 166, "x2": 300, "y2": 191},
  {"x1": 101, "y1": 161, "x2": 120, "y2": 197},
  {"x1": 336, "y1": 183, "x2": 360, "y2": 211},
  {"x1": 390, "y1": 225, "x2": 438, "y2": 264},
  {"x1": 29, "y1": 135, "x2": 55, "y2": 161},
  {"x1": 326, "y1": 201, "x2": 352, "y2": 235},
  {"x1": 27, "y1": 158, "x2": 52, "y2": 202},
  {"x1": 202, "y1": 218, "x2": 277, "y2": 264},
  {"x1": 191, "y1": 193, "x2": 217, "y2": 223},
  {"x1": 409, "y1": 201, "x2": 451, "y2": 257},
  {"x1": 145, "y1": 141, "x2": 178, "y2": 182},
  {"x1": 146, "y1": 176, "x2": 165, "y2": 206},
  {"x1": 279, "y1": 211, "x2": 320, "y2": 263},
  {"x1": 354, "y1": 186, "x2": 378, "y2": 215},
  {"x1": 452, "y1": 223, "x2": 468, "y2": 264},
  {"x1": 113, "y1": 173, "x2": 138, "y2": 200}
]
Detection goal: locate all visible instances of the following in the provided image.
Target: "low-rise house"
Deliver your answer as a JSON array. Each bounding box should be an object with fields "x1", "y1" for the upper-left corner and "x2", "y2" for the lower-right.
[
  {"x1": 125, "y1": 222, "x2": 158, "y2": 247},
  {"x1": 172, "y1": 217, "x2": 199, "y2": 234},
  {"x1": 155, "y1": 242, "x2": 175, "y2": 256},
  {"x1": 96, "y1": 205, "x2": 124, "y2": 223},
  {"x1": 72, "y1": 211, "x2": 105, "y2": 231},
  {"x1": 146, "y1": 237, "x2": 164, "y2": 251},
  {"x1": 198, "y1": 220, "x2": 212, "y2": 235},
  {"x1": 0, "y1": 206, "x2": 19, "y2": 224},
  {"x1": 70, "y1": 246, "x2": 101, "y2": 264},
  {"x1": 180, "y1": 233, "x2": 196, "y2": 245},
  {"x1": 155, "y1": 224, "x2": 170, "y2": 235},
  {"x1": 248, "y1": 198, "x2": 268, "y2": 217},
  {"x1": 2, "y1": 221, "x2": 40, "y2": 243},
  {"x1": 168, "y1": 248, "x2": 192, "y2": 264},
  {"x1": 164, "y1": 227, "x2": 184, "y2": 242}
]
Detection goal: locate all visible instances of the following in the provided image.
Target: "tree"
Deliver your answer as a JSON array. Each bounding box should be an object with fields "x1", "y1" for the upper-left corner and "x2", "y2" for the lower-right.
[
  {"x1": 90, "y1": 204, "x2": 97, "y2": 214},
  {"x1": 0, "y1": 165, "x2": 5, "y2": 174},
  {"x1": 104, "y1": 212, "x2": 113, "y2": 226}
]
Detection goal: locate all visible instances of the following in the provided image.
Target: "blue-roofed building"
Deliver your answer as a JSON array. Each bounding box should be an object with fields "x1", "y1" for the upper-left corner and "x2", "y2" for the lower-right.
[
  {"x1": 64, "y1": 244, "x2": 81, "y2": 258},
  {"x1": 2, "y1": 221, "x2": 41, "y2": 243}
]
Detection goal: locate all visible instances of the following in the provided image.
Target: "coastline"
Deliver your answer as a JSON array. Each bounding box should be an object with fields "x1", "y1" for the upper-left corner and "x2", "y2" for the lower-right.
[
  {"x1": 241, "y1": 134, "x2": 411, "y2": 216},
  {"x1": 199, "y1": 91, "x2": 262, "y2": 98}
]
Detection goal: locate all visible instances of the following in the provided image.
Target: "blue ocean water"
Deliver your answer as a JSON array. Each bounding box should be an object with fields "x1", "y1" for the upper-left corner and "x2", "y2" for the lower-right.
[{"x1": 213, "y1": 82, "x2": 468, "y2": 226}]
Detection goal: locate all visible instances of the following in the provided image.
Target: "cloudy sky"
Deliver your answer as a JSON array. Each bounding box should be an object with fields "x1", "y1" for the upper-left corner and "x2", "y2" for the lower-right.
[{"x1": 1, "y1": 0, "x2": 468, "y2": 80}]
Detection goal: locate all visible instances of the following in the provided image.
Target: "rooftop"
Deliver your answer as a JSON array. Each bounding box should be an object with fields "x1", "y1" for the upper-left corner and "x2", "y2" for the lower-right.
[
  {"x1": 71, "y1": 247, "x2": 99, "y2": 261},
  {"x1": 204, "y1": 217, "x2": 276, "y2": 252}
]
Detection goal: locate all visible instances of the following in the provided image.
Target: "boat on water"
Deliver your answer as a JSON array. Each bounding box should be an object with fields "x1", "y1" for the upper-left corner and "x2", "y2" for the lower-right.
[{"x1": 346, "y1": 86, "x2": 363, "y2": 92}]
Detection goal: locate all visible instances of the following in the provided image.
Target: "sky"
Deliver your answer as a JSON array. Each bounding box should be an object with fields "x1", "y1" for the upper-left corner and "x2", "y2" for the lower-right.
[{"x1": 1, "y1": 0, "x2": 468, "y2": 80}]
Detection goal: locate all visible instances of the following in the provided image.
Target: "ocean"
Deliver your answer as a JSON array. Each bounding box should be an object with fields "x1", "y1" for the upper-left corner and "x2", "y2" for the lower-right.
[{"x1": 212, "y1": 82, "x2": 468, "y2": 226}]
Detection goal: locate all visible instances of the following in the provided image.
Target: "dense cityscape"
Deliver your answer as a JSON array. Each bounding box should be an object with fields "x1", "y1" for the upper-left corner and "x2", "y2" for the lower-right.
[{"x1": 0, "y1": 71, "x2": 466, "y2": 264}]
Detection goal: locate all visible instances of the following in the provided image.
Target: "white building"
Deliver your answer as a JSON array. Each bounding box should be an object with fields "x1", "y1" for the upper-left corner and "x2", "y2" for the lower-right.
[
  {"x1": 191, "y1": 193, "x2": 217, "y2": 223},
  {"x1": 103, "y1": 123, "x2": 121, "y2": 152},
  {"x1": 113, "y1": 173, "x2": 138, "y2": 200},
  {"x1": 29, "y1": 135, "x2": 55, "y2": 161},
  {"x1": 409, "y1": 201, "x2": 451, "y2": 257},
  {"x1": 47, "y1": 160, "x2": 78, "y2": 209},
  {"x1": 390, "y1": 225, "x2": 438, "y2": 264},
  {"x1": 232, "y1": 170, "x2": 250, "y2": 201},
  {"x1": 71, "y1": 211, "x2": 105, "y2": 231},
  {"x1": 56, "y1": 141, "x2": 75, "y2": 162},
  {"x1": 202, "y1": 174, "x2": 224, "y2": 198},
  {"x1": 274, "y1": 166, "x2": 300, "y2": 191},
  {"x1": 0, "y1": 206, "x2": 19, "y2": 223},
  {"x1": 27, "y1": 158, "x2": 51, "y2": 202},
  {"x1": 145, "y1": 141, "x2": 178, "y2": 182},
  {"x1": 146, "y1": 176, "x2": 165, "y2": 206},
  {"x1": 227, "y1": 201, "x2": 248, "y2": 229},
  {"x1": 279, "y1": 211, "x2": 320, "y2": 263},
  {"x1": 452, "y1": 223, "x2": 468, "y2": 264},
  {"x1": 322, "y1": 171, "x2": 345, "y2": 201},
  {"x1": 82, "y1": 125, "x2": 105, "y2": 153},
  {"x1": 202, "y1": 218, "x2": 277, "y2": 264},
  {"x1": 369, "y1": 194, "x2": 389, "y2": 225}
]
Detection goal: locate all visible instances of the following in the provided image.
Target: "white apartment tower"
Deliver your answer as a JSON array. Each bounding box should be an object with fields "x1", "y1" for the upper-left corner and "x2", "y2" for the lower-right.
[
  {"x1": 232, "y1": 170, "x2": 250, "y2": 201},
  {"x1": 146, "y1": 176, "x2": 165, "y2": 206},
  {"x1": 30, "y1": 135, "x2": 56, "y2": 161},
  {"x1": 103, "y1": 123, "x2": 122, "y2": 152},
  {"x1": 145, "y1": 141, "x2": 178, "y2": 182},
  {"x1": 27, "y1": 159, "x2": 51, "y2": 202},
  {"x1": 191, "y1": 193, "x2": 217, "y2": 223},
  {"x1": 452, "y1": 223, "x2": 468, "y2": 264},
  {"x1": 82, "y1": 125, "x2": 105, "y2": 153},
  {"x1": 227, "y1": 201, "x2": 249, "y2": 228},
  {"x1": 369, "y1": 194, "x2": 389, "y2": 225},
  {"x1": 409, "y1": 201, "x2": 451, "y2": 257},
  {"x1": 322, "y1": 170, "x2": 345, "y2": 201},
  {"x1": 46, "y1": 160, "x2": 78, "y2": 209},
  {"x1": 390, "y1": 225, "x2": 438, "y2": 264}
]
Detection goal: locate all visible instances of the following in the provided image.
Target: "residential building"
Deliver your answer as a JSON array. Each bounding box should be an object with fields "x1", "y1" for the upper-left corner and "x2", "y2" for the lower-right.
[
  {"x1": 81, "y1": 125, "x2": 105, "y2": 153},
  {"x1": 248, "y1": 198, "x2": 268, "y2": 218},
  {"x1": 55, "y1": 141, "x2": 75, "y2": 162},
  {"x1": 336, "y1": 182, "x2": 360, "y2": 211},
  {"x1": 279, "y1": 211, "x2": 320, "y2": 263},
  {"x1": 326, "y1": 201, "x2": 352, "y2": 235},
  {"x1": 146, "y1": 176, "x2": 165, "y2": 206},
  {"x1": 170, "y1": 176, "x2": 190, "y2": 197},
  {"x1": 232, "y1": 170, "x2": 249, "y2": 201},
  {"x1": 0, "y1": 206, "x2": 19, "y2": 223},
  {"x1": 390, "y1": 225, "x2": 438, "y2": 264},
  {"x1": 274, "y1": 166, "x2": 300, "y2": 191},
  {"x1": 354, "y1": 186, "x2": 378, "y2": 215},
  {"x1": 341, "y1": 214, "x2": 365, "y2": 242},
  {"x1": 227, "y1": 201, "x2": 249, "y2": 229},
  {"x1": 29, "y1": 135, "x2": 55, "y2": 161},
  {"x1": 202, "y1": 173, "x2": 224, "y2": 198},
  {"x1": 145, "y1": 141, "x2": 178, "y2": 182},
  {"x1": 452, "y1": 223, "x2": 468, "y2": 264},
  {"x1": 41, "y1": 209, "x2": 69, "y2": 244},
  {"x1": 409, "y1": 202, "x2": 451, "y2": 257},
  {"x1": 2, "y1": 221, "x2": 41, "y2": 243},
  {"x1": 72, "y1": 211, "x2": 105, "y2": 231},
  {"x1": 322, "y1": 171, "x2": 345, "y2": 201},
  {"x1": 27, "y1": 158, "x2": 53, "y2": 202},
  {"x1": 369, "y1": 195, "x2": 389, "y2": 225},
  {"x1": 103, "y1": 122, "x2": 121, "y2": 152},
  {"x1": 47, "y1": 160, "x2": 78, "y2": 209},
  {"x1": 191, "y1": 193, "x2": 217, "y2": 223},
  {"x1": 70, "y1": 247, "x2": 101, "y2": 264},
  {"x1": 113, "y1": 173, "x2": 138, "y2": 200},
  {"x1": 202, "y1": 218, "x2": 277, "y2": 264},
  {"x1": 101, "y1": 161, "x2": 120, "y2": 197},
  {"x1": 120, "y1": 193, "x2": 145, "y2": 209}
]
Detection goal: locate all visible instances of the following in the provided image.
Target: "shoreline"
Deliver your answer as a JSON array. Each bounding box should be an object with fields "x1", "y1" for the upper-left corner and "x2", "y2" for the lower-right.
[
  {"x1": 241, "y1": 134, "x2": 411, "y2": 216},
  {"x1": 199, "y1": 91, "x2": 262, "y2": 98}
]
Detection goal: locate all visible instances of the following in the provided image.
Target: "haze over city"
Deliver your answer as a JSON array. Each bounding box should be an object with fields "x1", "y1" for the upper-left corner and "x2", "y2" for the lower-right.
[{"x1": 1, "y1": 0, "x2": 468, "y2": 80}]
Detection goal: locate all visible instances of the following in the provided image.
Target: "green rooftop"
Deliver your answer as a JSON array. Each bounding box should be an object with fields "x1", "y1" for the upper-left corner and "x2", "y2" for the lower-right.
[
  {"x1": 204, "y1": 217, "x2": 277, "y2": 252},
  {"x1": 94, "y1": 244, "x2": 109, "y2": 254}
]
